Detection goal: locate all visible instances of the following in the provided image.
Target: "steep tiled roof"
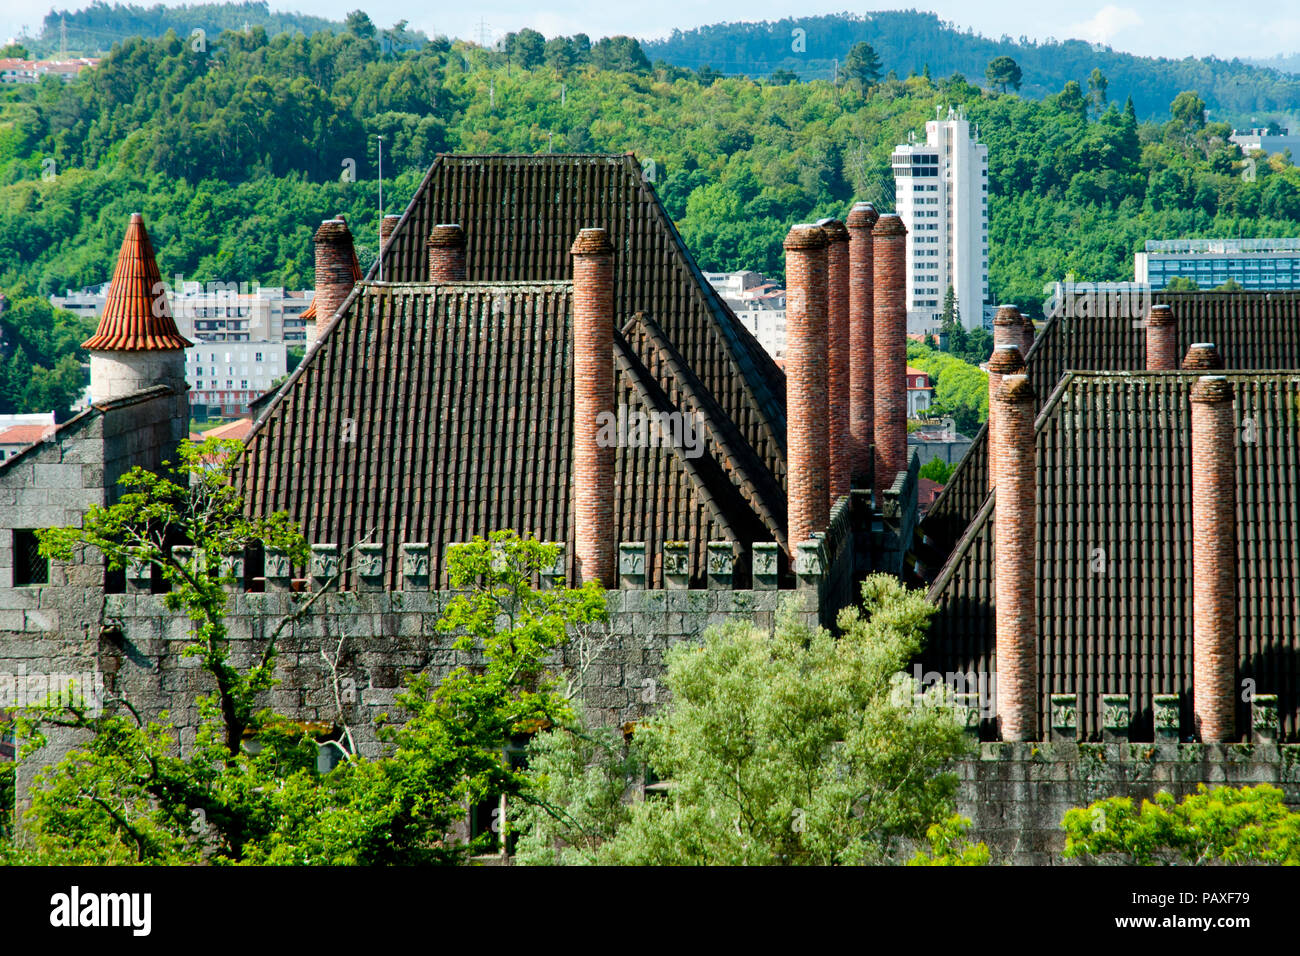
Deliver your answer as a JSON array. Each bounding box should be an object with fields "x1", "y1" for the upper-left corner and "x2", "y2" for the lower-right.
[
  {"x1": 919, "y1": 291, "x2": 1300, "y2": 568},
  {"x1": 371, "y1": 154, "x2": 788, "y2": 486},
  {"x1": 82, "y1": 214, "x2": 192, "y2": 351},
  {"x1": 240, "y1": 283, "x2": 778, "y2": 588},
  {"x1": 922, "y1": 370, "x2": 1300, "y2": 740}
]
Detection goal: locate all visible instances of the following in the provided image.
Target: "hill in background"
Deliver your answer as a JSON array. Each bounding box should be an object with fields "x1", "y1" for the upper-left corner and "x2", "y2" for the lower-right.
[{"x1": 643, "y1": 11, "x2": 1300, "y2": 126}]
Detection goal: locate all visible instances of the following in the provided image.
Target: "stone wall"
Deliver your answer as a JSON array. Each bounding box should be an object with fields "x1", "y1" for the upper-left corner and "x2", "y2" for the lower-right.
[
  {"x1": 0, "y1": 386, "x2": 182, "y2": 590},
  {"x1": 956, "y1": 741, "x2": 1300, "y2": 865}
]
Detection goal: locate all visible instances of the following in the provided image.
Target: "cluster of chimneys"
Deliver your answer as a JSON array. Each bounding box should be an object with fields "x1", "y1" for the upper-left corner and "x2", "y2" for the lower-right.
[
  {"x1": 985, "y1": 298, "x2": 1236, "y2": 742},
  {"x1": 781, "y1": 206, "x2": 916, "y2": 548},
  {"x1": 309, "y1": 207, "x2": 927, "y2": 586},
  {"x1": 309, "y1": 214, "x2": 1240, "y2": 743}
]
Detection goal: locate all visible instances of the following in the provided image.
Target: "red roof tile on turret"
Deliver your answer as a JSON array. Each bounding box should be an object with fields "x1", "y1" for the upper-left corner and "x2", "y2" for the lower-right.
[{"x1": 82, "y1": 213, "x2": 192, "y2": 351}]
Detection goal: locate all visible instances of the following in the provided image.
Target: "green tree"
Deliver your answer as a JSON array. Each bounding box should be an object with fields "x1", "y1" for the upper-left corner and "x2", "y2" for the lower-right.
[
  {"x1": 506, "y1": 28, "x2": 545, "y2": 69},
  {"x1": 919, "y1": 457, "x2": 955, "y2": 483},
  {"x1": 1163, "y1": 276, "x2": 1200, "y2": 291},
  {"x1": 543, "y1": 36, "x2": 577, "y2": 73},
  {"x1": 344, "y1": 10, "x2": 376, "y2": 40},
  {"x1": 908, "y1": 814, "x2": 990, "y2": 865},
  {"x1": 1062, "y1": 785, "x2": 1300, "y2": 865},
  {"x1": 1170, "y1": 90, "x2": 1207, "y2": 131},
  {"x1": 7, "y1": 438, "x2": 604, "y2": 864},
  {"x1": 1087, "y1": 68, "x2": 1108, "y2": 117},
  {"x1": 1056, "y1": 80, "x2": 1086, "y2": 119},
  {"x1": 940, "y1": 283, "x2": 960, "y2": 328},
  {"x1": 841, "y1": 42, "x2": 882, "y2": 90},
  {"x1": 527, "y1": 576, "x2": 974, "y2": 865},
  {"x1": 985, "y1": 56, "x2": 1021, "y2": 93}
]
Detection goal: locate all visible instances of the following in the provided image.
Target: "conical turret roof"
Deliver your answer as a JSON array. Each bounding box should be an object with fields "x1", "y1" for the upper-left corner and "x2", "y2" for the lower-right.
[{"x1": 82, "y1": 213, "x2": 192, "y2": 351}]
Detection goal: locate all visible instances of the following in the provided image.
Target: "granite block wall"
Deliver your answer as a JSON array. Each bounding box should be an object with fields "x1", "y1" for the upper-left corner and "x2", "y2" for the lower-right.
[{"x1": 955, "y1": 741, "x2": 1300, "y2": 865}]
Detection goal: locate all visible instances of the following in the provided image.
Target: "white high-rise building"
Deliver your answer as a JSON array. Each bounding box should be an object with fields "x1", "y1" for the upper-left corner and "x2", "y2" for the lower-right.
[{"x1": 891, "y1": 109, "x2": 990, "y2": 334}]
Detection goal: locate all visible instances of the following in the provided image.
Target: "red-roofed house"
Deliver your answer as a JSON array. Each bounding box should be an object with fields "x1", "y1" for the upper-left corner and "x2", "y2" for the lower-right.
[{"x1": 0, "y1": 424, "x2": 55, "y2": 463}]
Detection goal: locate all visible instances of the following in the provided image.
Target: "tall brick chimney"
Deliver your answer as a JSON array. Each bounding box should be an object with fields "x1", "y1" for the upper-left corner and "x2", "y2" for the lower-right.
[
  {"x1": 427, "y1": 223, "x2": 467, "y2": 282},
  {"x1": 846, "y1": 202, "x2": 878, "y2": 485},
  {"x1": 818, "y1": 217, "x2": 851, "y2": 506},
  {"x1": 1145, "y1": 304, "x2": 1177, "y2": 370},
  {"x1": 1182, "y1": 342, "x2": 1225, "y2": 371},
  {"x1": 380, "y1": 214, "x2": 401, "y2": 249},
  {"x1": 1190, "y1": 375, "x2": 1237, "y2": 742},
  {"x1": 993, "y1": 305, "x2": 1020, "y2": 351},
  {"x1": 872, "y1": 214, "x2": 907, "y2": 503},
  {"x1": 992, "y1": 373, "x2": 1038, "y2": 741},
  {"x1": 986, "y1": 345, "x2": 1026, "y2": 491},
  {"x1": 783, "y1": 223, "x2": 831, "y2": 550},
  {"x1": 1018, "y1": 309, "x2": 1036, "y2": 357},
  {"x1": 570, "y1": 227, "x2": 616, "y2": 586},
  {"x1": 312, "y1": 217, "x2": 358, "y2": 328}
]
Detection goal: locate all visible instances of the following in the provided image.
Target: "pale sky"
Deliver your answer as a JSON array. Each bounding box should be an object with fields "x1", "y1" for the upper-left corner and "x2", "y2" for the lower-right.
[{"x1": 5, "y1": 0, "x2": 1300, "y2": 61}]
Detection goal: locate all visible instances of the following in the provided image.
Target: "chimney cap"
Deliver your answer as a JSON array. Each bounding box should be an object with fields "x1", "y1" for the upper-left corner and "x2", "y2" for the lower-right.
[
  {"x1": 994, "y1": 373, "x2": 1035, "y2": 404},
  {"x1": 988, "y1": 346, "x2": 1026, "y2": 374},
  {"x1": 816, "y1": 217, "x2": 850, "y2": 243},
  {"x1": 1190, "y1": 375, "x2": 1233, "y2": 404},
  {"x1": 570, "y1": 227, "x2": 613, "y2": 256},
  {"x1": 783, "y1": 223, "x2": 829, "y2": 250},
  {"x1": 1147, "y1": 304, "x2": 1174, "y2": 326},
  {"x1": 315, "y1": 219, "x2": 353, "y2": 242},
  {"x1": 872, "y1": 214, "x2": 907, "y2": 237},
  {"x1": 1182, "y1": 342, "x2": 1225, "y2": 371},
  {"x1": 427, "y1": 223, "x2": 466, "y2": 248},
  {"x1": 994, "y1": 304, "x2": 1019, "y2": 325},
  {"x1": 846, "y1": 202, "x2": 880, "y2": 228}
]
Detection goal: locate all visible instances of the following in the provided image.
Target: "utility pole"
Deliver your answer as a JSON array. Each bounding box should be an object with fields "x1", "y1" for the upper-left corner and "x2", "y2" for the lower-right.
[{"x1": 376, "y1": 134, "x2": 385, "y2": 282}]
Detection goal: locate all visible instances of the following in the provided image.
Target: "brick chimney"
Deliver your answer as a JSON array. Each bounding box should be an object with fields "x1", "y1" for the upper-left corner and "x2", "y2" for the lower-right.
[
  {"x1": 818, "y1": 217, "x2": 851, "y2": 506},
  {"x1": 380, "y1": 214, "x2": 401, "y2": 249},
  {"x1": 784, "y1": 223, "x2": 830, "y2": 550},
  {"x1": 993, "y1": 305, "x2": 1020, "y2": 351},
  {"x1": 1190, "y1": 375, "x2": 1237, "y2": 742},
  {"x1": 570, "y1": 228, "x2": 616, "y2": 586},
  {"x1": 986, "y1": 345, "x2": 1025, "y2": 491},
  {"x1": 1182, "y1": 342, "x2": 1225, "y2": 371},
  {"x1": 992, "y1": 373, "x2": 1038, "y2": 741},
  {"x1": 872, "y1": 214, "x2": 907, "y2": 503},
  {"x1": 427, "y1": 223, "x2": 467, "y2": 282},
  {"x1": 1145, "y1": 304, "x2": 1177, "y2": 370},
  {"x1": 1018, "y1": 309, "x2": 1036, "y2": 357},
  {"x1": 846, "y1": 202, "x2": 878, "y2": 486},
  {"x1": 312, "y1": 217, "x2": 358, "y2": 328}
]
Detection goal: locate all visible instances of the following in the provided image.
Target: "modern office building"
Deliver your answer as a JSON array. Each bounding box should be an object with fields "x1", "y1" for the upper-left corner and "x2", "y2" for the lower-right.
[
  {"x1": 891, "y1": 108, "x2": 990, "y2": 334},
  {"x1": 52, "y1": 284, "x2": 314, "y2": 342},
  {"x1": 1135, "y1": 238, "x2": 1300, "y2": 291},
  {"x1": 186, "y1": 341, "x2": 289, "y2": 421}
]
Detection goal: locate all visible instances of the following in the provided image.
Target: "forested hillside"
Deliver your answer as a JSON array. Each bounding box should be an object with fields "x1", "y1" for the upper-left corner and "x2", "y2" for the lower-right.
[
  {"x1": 25, "y1": 2, "x2": 345, "y2": 56},
  {"x1": 644, "y1": 11, "x2": 1300, "y2": 124},
  {"x1": 2, "y1": 18, "x2": 1299, "y2": 413}
]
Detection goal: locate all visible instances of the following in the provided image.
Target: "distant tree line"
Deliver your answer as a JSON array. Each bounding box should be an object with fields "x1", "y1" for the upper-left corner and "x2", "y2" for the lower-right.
[{"x1": 2, "y1": 23, "x2": 1300, "y2": 415}]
